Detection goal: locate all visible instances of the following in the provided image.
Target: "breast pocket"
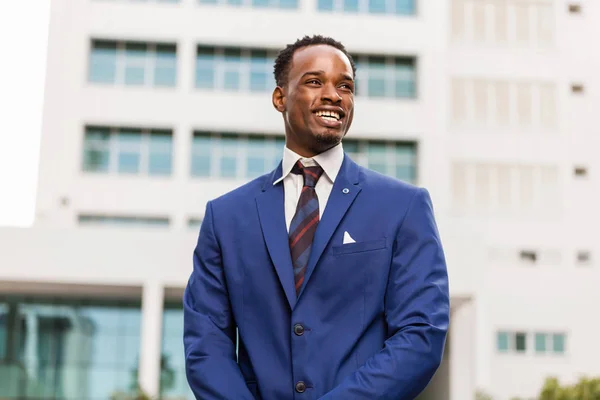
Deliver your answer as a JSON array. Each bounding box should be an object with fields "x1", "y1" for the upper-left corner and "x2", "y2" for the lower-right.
[{"x1": 332, "y1": 238, "x2": 387, "y2": 256}]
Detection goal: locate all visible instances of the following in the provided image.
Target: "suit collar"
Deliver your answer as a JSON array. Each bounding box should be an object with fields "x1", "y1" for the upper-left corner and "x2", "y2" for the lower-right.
[
  {"x1": 257, "y1": 154, "x2": 362, "y2": 308},
  {"x1": 272, "y1": 143, "x2": 344, "y2": 186}
]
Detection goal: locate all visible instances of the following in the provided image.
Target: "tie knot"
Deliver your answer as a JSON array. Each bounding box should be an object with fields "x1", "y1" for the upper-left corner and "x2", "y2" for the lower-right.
[{"x1": 291, "y1": 160, "x2": 324, "y2": 188}]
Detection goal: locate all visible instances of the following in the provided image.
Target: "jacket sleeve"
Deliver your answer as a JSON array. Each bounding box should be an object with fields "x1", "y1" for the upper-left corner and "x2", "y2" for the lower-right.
[
  {"x1": 183, "y1": 201, "x2": 254, "y2": 400},
  {"x1": 319, "y1": 188, "x2": 450, "y2": 400}
]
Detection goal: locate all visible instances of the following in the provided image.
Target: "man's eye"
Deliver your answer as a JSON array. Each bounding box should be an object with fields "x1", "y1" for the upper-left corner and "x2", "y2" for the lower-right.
[{"x1": 307, "y1": 79, "x2": 320, "y2": 85}]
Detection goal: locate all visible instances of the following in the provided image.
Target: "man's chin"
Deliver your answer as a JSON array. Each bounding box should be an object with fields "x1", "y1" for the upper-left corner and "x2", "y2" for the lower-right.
[{"x1": 315, "y1": 131, "x2": 344, "y2": 147}]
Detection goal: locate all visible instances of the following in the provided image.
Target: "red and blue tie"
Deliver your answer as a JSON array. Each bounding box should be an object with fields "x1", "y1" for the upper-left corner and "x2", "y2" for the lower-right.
[{"x1": 289, "y1": 160, "x2": 324, "y2": 296}]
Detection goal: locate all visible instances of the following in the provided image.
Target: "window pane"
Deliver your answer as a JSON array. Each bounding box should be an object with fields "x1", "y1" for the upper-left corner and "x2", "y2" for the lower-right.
[
  {"x1": 552, "y1": 334, "x2": 565, "y2": 353},
  {"x1": 224, "y1": 70, "x2": 241, "y2": 91},
  {"x1": 149, "y1": 132, "x2": 172, "y2": 175},
  {"x1": 89, "y1": 41, "x2": 117, "y2": 83},
  {"x1": 247, "y1": 137, "x2": 266, "y2": 177},
  {"x1": 117, "y1": 130, "x2": 142, "y2": 173},
  {"x1": 279, "y1": 0, "x2": 297, "y2": 8},
  {"x1": 367, "y1": 143, "x2": 388, "y2": 174},
  {"x1": 515, "y1": 332, "x2": 527, "y2": 352},
  {"x1": 368, "y1": 0, "x2": 387, "y2": 13},
  {"x1": 396, "y1": 0, "x2": 414, "y2": 15},
  {"x1": 497, "y1": 331, "x2": 509, "y2": 352},
  {"x1": 83, "y1": 128, "x2": 111, "y2": 172},
  {"x1": 395, "y1": 62, "x2": 416, "y2": 98},
  {"x1": 219, "y1": 136, "x2": 238, "y2": 177},
  {"x1": 161, "y1": 303, "x2": 195, "y2": 400},
  {"x1": 368, "y1": 78, "x2": 386, "y2": 97},
  {"x1": 191, "y1": 135, "x2": 212, "y2": 176},
  {"x1": 196, "y1": 47, "x2": 215, "y2": 89},
  {"x1": 0, "y1": 297, "x2": 142, "y2": 400},
  {"x1": 343, "y1": 0, "x2": 359, "y2": 12},
  {"x1": 535, "y1": 333, "x2": 547, "y2": 353},
  {"x1": 154, "y1": 44, "x2": 177, "y2": 86},
  {"x1": 124, "y1": 43, "x2": 148, "y2": 86},
  {"x1": 252, "y1": 0, "x2": 270, "y2": 7},
  {"x1": 318, "y1": 0, "x2": 334, "y2": 11}
]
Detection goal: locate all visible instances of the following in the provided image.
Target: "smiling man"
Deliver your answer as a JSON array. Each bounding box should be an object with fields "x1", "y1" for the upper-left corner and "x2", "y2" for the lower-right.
[{"x1": 183, "y1": 35, "x2": 450, "y2": 399}]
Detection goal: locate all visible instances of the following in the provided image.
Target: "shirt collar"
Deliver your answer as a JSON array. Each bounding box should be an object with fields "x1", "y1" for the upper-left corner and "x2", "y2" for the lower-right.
[{"x1": 273, "y1": 142, "x2": 344, "y2": 185}]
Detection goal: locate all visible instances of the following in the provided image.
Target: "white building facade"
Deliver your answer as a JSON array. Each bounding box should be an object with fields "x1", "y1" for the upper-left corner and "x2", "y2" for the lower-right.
[{"x1": 0, "y1": 0, "x2": 598, "y2": 399}]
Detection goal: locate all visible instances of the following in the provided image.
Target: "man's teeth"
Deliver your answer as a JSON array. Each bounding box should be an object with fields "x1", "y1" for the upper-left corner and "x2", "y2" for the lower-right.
[{"x1": 316, "y1": 110, "x2": 340, "y2": 120}]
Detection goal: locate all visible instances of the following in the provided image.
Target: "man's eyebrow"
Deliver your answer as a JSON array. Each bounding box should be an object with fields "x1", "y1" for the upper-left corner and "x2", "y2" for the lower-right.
[
  {"x1": 300, "y1": 70, "x2": 325, "y2": 79},
  {"x1": 300, "y1": 71, "x2": 354, "y2": 81}
]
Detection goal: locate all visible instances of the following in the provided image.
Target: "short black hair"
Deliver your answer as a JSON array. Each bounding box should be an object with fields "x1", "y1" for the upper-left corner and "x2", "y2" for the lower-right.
[{"x1": 273, "y1": 35, "x2": 357, "y2": 87}]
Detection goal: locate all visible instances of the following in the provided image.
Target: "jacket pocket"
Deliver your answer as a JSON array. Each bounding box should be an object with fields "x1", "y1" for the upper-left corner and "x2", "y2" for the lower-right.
[{"x1": 332, "y1": 238, "x2": 387, "y2": 256}]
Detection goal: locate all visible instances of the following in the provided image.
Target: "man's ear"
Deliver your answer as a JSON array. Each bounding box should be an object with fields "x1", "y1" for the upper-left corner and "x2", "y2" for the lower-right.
[{"x1": 272, "y1": 86, "x2": 286, "y2": 113}]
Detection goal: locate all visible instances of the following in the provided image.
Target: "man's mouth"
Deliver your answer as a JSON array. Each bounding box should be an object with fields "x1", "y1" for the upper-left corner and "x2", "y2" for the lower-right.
[{"x1": 315, "y1": 110, "x2": 342, "y2": 122}]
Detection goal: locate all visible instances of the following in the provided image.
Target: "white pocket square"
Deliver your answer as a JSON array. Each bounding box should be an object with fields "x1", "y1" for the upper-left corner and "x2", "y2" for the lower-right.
[{"x1": 343, "y1": 231, "x2": 356, "y2": 244}]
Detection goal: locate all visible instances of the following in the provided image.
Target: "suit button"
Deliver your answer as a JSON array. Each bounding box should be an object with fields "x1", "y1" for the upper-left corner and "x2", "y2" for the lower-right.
[
  {"x1": 294, "y1": 324, "x2": 304, "y2": 336},
  {"x1": 295, "y1": 381, "x2": 306, "y2": 393}
]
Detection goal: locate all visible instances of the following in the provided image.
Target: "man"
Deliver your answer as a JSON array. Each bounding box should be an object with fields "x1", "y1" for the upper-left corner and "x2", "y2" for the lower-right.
[{"x1": 183, "y1": 35, "x2": 450, "y2": 399}]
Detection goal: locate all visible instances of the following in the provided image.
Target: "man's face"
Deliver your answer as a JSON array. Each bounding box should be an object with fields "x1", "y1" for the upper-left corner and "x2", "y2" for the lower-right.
[{"x1": 273, "y1": 45, "x2": 355, "y2": 157}]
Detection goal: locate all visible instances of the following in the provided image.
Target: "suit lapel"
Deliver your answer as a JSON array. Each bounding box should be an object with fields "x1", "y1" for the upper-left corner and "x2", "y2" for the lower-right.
[
  {"x1": 297, "y1": 155, "x2": 362, "y2": 299},
  {"x1": 255, "y1": 164, "x2": 297, "y2": 310}
]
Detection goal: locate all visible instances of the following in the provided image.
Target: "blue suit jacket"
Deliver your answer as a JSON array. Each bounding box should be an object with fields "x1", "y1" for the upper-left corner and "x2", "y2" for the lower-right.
[{"x1": 183, "y1": 154, "x2": 450, "y2": 399}]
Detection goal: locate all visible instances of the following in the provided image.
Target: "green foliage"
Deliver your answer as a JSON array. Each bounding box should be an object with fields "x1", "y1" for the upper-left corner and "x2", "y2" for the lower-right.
[
  {"x1": 538, "y1": 376, "x2": 600, "y2": 400},
  {"x1": 475, "y1": 389, "x2": 494, "y2": 400}
]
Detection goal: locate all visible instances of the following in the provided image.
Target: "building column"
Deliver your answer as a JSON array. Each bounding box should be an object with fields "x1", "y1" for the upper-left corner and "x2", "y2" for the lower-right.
[
  {"x1": 450, "y1": 300, "x2": 476, "y2": 400},
  {"x1": 138, "y1": 281, "x2": 164, "y2": 397}
]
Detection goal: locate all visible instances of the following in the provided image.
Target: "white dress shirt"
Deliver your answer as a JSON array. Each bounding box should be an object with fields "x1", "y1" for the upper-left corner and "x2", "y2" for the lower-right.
[{"x1": 273, "y1": 143, "x2": 345, "y2": 233}]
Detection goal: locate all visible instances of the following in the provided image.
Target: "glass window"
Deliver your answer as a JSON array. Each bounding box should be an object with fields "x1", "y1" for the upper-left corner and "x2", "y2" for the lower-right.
[
  {"x1": 154, "y1": 44, "x2": 177, "y2": 86},
  {"x1": 160, "y1": 301, "x2": 194, "y2": 400},
  {"x1": 191, "y1": 134, "x2": 213, "y2": 176},
  {"x1": 83, "y1": 127, "x2": 111, "y2": 172},
  {"x1": 82, "y1": 126, "x2": 173, "y2": 176},
  {"x1": 188, "y1": 218, "x2": 203, "y2": 230},
  {"x1": 552, "y1": 334, "x2": 565, "y2": 353},
  {"x1": 117, "y1": 129, "x2": 143, "y2": 174},
  {"x1": 252, "y1": 0, "x2": 271, "y2": 7},
  {"x1": 367, "y1": 142, "x2": 389, "y2": 175},
  {"x1": 395, "y1": 0, "x2": 414, "y2": 15},
  {"x1": 89, "y1": 41, "x2": 117, "y2": 83},
  {"x1": 246, "y1": 136, "x2": 267, "y2": 178},
  {"x1": 535, "y1": 333, "x2": 547, "y2": 353},
  {"x1": 89, "y1": 40, "x2": 177, "y2": 87},
  {"x1": 318, "y1": 0, "x2": 334, "y2": 10},
  {"x1": 515, "y1": 332, "x2": 527, "y2": 352},
  {"x1": 368, "y1": 0, "x2": 386, "y2": 13},
  {"x1": 497, "y1": 331, "x2": 509, "y2": 352},
  {"x1": 78, "y1": 215, "x2": 170, "y2": 227},
  {"x1": 219, "y1": 135, "x2": 239, "y2": 178},
  {"x1": 395, "y1": 59, "x2": 416, "y2": 98},
  {"x1": 148, "y1": 130, "x2": 173, "y2": 175},
  {"x1": 196, "y1": 46, "x2": 276, "y2": 92},
  {"x1": 124, "y1": 43, "x2": 148, "y2": 86},
  {"x1": 223, "y1": 48, "x2": 242, "y2": 91},
  {"x1": 249, "y1": 50, "x2": 271, "y2": 92},
  {"x1": 343, "y1": 0, "x2": 359, "y2": 12},
  {"x1": 196, "y1": 47, "x2": 216, "y2": 89},
  {"x1": 0, "y1": 296, "x2": 142, "y2": 400},
  {"x1": 354, "y1": 55, "x2": 416, "y2": 99},
  {"x1": 279, "y1": 0, "x2": 297, "y2": 8}
]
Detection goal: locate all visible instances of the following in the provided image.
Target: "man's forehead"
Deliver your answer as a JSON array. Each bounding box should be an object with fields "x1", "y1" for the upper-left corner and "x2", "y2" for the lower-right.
[{"x1": 290, "y1": 45, "x2": 352, "y2": 75}]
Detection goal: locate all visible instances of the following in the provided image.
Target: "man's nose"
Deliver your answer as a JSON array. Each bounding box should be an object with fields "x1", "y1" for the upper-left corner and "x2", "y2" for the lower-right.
[{"x1": 321, "y1": 83, "x2": 342, "y2": 103}]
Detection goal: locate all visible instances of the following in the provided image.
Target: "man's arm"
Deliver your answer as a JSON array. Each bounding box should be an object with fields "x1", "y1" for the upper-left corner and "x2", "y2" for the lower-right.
[
  {"x1": 183, "y1": 201, "x2": 254, "y2": 400},
  {"x1": 320, "y1": 188, "x2": 450, "y2": 400}
]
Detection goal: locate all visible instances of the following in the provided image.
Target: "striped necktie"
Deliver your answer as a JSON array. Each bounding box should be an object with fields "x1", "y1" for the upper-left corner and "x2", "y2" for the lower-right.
[{"x1": 289, "y1": 160, "x2": 324, "y2": 296}]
